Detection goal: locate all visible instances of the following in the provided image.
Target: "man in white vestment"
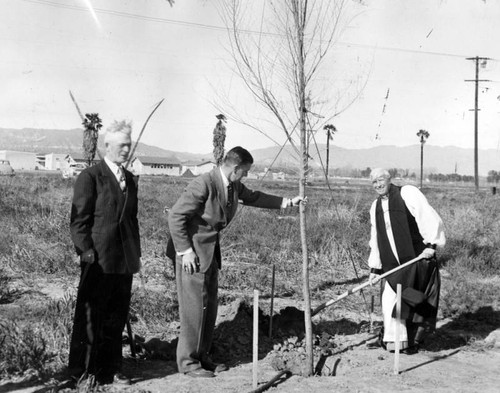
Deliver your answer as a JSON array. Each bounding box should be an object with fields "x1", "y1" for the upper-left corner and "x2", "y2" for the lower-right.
[{"x1": 367, "y1": 168, "x2": 445, "y2": 353}]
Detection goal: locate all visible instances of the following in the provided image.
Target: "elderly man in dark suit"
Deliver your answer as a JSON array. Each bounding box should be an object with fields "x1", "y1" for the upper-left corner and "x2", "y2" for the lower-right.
[
  {"x1": 167, "y1": 146, "x2": 305, "y2": 378},
  {"x1": 68, "y1": 120, "x2": 141, "y2": 385}
]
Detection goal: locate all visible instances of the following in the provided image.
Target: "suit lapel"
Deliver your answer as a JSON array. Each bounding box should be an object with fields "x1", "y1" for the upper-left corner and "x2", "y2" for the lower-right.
[
  {"x1": 210, "y1": 168, "x2": 238, "y2": 223},
  {"x1": 119, "y1": 171, "x2": 134, "y2": 223},
  {"x1": 101, "y1": 160, "x2": 126, "y2": 216},
  {"x1": 210, "y1": 168, "x2": 227, "y2": 210}
]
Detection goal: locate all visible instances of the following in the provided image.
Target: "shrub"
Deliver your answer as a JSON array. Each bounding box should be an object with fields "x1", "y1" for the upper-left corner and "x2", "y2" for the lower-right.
[
  {"x1": 0, "y1": 268, "x2": 23, "y2": 304},
  {"x1": 0, "y1": 320, "x2": 55, "y2": 377}
]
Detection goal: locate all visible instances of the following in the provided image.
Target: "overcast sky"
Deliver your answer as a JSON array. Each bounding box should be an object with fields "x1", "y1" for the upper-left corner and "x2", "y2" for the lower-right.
[{"x1": 1, "y1": 0, "x2": 499, "y2": 154}]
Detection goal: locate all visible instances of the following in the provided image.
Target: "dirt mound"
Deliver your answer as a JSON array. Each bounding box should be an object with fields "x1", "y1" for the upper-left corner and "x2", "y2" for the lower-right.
[{"x1": 211, "y1": 299, "x2": 369, "y2": 376}]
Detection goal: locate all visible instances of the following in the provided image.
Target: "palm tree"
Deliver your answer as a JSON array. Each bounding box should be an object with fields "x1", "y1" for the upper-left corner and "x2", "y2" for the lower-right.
[
  {"x1": 416, "y1": 129, "x2": 430, "y2": 188},
  {"x1": 213, "y1": 114, "x2": 227, "y2": 166},
  {"x1": 82, "y1": 113, "x2": 102, "y2": 167},
  {"x1": 323, "y1": 124, "x2": 337, "y2": 177}
]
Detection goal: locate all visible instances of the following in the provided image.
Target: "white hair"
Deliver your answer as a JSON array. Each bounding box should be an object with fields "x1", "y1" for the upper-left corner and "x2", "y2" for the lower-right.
[
  {"x1": 104, "y1": 120, "x2": 132, "y2": 144},
  {"x1": 370, "y1": 168, "x2": 391, "y2": 181}
]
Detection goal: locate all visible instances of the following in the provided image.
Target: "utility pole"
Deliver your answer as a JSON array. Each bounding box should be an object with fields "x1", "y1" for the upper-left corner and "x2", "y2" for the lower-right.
[{"x1": 466, "y1": 56, "x2": 490, "y2": 192}]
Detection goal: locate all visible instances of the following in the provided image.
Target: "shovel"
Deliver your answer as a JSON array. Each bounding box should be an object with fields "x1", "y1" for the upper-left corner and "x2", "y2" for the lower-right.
[{"x1": 311, "y1": 254, "x2": 425, "y2": 317}]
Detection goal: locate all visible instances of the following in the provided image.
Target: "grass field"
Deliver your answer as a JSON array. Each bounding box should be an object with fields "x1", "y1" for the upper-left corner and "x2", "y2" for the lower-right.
[{"x1": 0, "y1": 173, "x2": 499, "y2": 381}]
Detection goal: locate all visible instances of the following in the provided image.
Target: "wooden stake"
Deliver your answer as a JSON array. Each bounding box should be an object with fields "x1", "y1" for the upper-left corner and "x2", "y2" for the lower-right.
[
  {"x1": 253, "y1": 289, "x2": 259, "y2": 389},
  {"x1": 394, "y1": 284, "x2": 402, "y2": 375},
  {"x1": 268, "y1": 264, "x2": 275, "y2": 338},
  {"x1": 370, "y1": 294, "x2": 375, "y2": 333},
  {"x1": 126, "y1": 315, "x2": 136, "y2": 358}
]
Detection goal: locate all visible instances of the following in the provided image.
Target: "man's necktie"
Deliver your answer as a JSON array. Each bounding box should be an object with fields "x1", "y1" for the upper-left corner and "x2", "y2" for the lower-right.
[
  {"x1": 118, "y1": 166, "x2": 126, "y2": 192},
  {"x1": 227, "y1": 181, "x2": 233, "y2": 208}
]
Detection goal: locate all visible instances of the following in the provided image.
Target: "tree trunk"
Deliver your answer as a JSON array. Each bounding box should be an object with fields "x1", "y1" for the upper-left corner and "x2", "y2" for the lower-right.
[
  {"x1": 296, "y1": 2, "x2": 313, "y2": 377},
  {"x1": 420, "y1": 142, "x2": 423, "y2": 188},
  {"x1": 326, "y1": 132, "x2": 330, "y2": 178}
]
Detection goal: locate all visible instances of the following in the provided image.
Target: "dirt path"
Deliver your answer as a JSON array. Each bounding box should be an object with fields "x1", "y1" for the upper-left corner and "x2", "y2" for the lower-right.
[
  {"x1": 2, "y1": 289, "x2": 500, "y2": 393},
  {"x1": 4, "y1": 329, "x2": 499, "y2": 393},
  {"x1": 123, "y1": 348, "x2": 499, "y2": 393}
]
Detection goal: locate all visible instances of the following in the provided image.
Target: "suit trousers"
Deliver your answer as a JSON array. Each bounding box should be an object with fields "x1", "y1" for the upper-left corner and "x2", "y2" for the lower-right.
[
  {"x1": 68, "y1": 262, "x2": 132, "y2": 378},
  {"x1": 176, "y1": 257, "x2": 219, "y2": 373}
]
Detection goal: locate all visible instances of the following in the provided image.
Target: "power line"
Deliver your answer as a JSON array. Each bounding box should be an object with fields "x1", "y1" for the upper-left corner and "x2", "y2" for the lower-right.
[
  {"x1": 20, "y1": 0, "x2": 498, "y2": 61},
  {"x1": 21, "y1": 0, "x2": 227, "y2": 32}
]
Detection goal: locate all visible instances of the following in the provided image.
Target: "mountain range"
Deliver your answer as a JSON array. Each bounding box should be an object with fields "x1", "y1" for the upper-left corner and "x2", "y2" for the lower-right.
[{"x1": 0, "y1": 127, "x2": 498, "y2": 176}]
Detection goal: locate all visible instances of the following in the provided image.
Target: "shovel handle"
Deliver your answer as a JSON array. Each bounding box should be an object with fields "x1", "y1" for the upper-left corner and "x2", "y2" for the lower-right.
[{"x1": 312, "y1": 254, "x2": 425, "y2": 316}]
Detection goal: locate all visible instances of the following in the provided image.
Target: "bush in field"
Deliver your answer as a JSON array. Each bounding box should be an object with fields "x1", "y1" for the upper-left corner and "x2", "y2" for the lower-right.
[
  {"x1": 0, "y1": 268, "x2": 23, "y2": 304},
  {"x1": 0, "y1": 175, "x2": 76, "y2": 275},
  {"x1": 440, "y1": 257, "x2": 500, "y2": 318},
  {"x1": 0, "y1": 294, "x2": 76, "y2": 377},
  {"x1": 0, "y1": 320, "x2": 55, "y2": 376},
  {"x1": 435, "y1": 192, "x2": 500, "y2": 276}
]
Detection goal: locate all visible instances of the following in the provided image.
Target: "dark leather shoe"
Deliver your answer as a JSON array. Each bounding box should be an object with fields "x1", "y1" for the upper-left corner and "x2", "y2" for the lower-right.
[
  {"x1": 201, "y1": 359, "x2": 229, "y2": 373},
  {"x1": 112, "y1": 373, "x2": 132, "y2": 385},
  {"x1": 402, "y1": 344, "x2": 419, "y2": 355},
  {"x1": 185, "y1": 368, "x2": 215, "y2": 378}
]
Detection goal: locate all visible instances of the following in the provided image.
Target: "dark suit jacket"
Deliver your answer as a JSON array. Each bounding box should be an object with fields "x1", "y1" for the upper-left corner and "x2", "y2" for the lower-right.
[
  {"x1": 167, "y1": 168, "x2": 283, "y2": 273},
  {"x1": 70, "y1": 160, "x2": 141, "y2": 274}
]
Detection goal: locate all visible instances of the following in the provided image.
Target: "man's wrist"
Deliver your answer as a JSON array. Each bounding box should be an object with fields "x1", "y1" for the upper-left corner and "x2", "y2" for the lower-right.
[
  {"x1": 281, "y1": 198, "x2": 292, "y2": 208},
  {"x1": 177, "y1": 247, "x2": 194, "y2": 256},
  {"x1": 425, "y1": 243, "x2": 437, "y2": 250}
]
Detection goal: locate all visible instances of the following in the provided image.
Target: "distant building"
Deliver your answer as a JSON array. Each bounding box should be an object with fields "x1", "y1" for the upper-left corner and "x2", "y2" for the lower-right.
[
  {"x1": 130, "y1": 156, "x2": 182, "y2": 176},
  {"x1": 0, "y1": 150, "x2": 37, "y2": 170},
  {"x1": 256, "y1": 168, "x2": 286, "y2": 181},
  {"x1": 67, "y1": 152, "x2": 101, "y2": 166},
  {"x1": 273, "y1": 171, "x2": 286, "y2": 180},
  {"x1": 181, "y1": 168, "x2": 195, "y2": 178},
  {"x1": 45, "y1": 153, "x2": 69, "y2": 171},
  {"x1": 181, "y1": 160, "x2": 216, "y2": 176},
  {"x1": 36, "y1": 153, "x2": 46, "y2": 170}
]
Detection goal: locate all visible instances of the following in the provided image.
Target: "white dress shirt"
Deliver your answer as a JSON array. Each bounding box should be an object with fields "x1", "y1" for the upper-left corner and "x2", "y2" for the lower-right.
[{"x1": 104, "y1": 157, "x2": 124, "y2": 186}]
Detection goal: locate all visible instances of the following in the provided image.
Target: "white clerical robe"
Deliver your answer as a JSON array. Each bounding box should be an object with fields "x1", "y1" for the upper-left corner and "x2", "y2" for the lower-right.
[{"x1": 368, "y1": 185, "x2": 446, "y2": 346}]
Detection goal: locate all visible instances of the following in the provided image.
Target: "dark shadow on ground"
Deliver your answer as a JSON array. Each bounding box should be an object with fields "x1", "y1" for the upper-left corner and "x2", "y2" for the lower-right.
[
  {"x1": 0, "y1": 370, "x2": 75, "y2": 393},
  {"x1": 123, "y1": 357, "x2": 178, "y2": 384},
  {"x1": 97, "y1": 302, "x2": 499, "y2": 381},
  {"x1": 0, "y1": 344, "x2": 178, "y2": 393},
  {"x1": 400, "y1": 349, "x2": 461, "y2": 374},
  {"x1": 0, "y1": 380, "x2": 48, "y2": 393},
  {"x1": 424, "y1": 306, "x2": 500, "y2": 352}
]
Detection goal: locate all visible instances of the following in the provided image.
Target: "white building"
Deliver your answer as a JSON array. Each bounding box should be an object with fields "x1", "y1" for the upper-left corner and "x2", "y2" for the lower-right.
[
  {"x1": 67, "y1": 152, "x2": 101, "y2": 167},
  {"x1": 130, "y1": 156, "x2": 182, "y2": 176},
  {"x1": 44, "y1": 153, "x2": 69, "y2": 171},
  {"x1": 259, "y1": 168, "x2": 287, "y2": 181},
  {"x1": 181, "y1": 160, "x2": 216, "y2": 176},
  {"x1": 0, "y1": 150, "x2": 37, "y2": 170}
]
